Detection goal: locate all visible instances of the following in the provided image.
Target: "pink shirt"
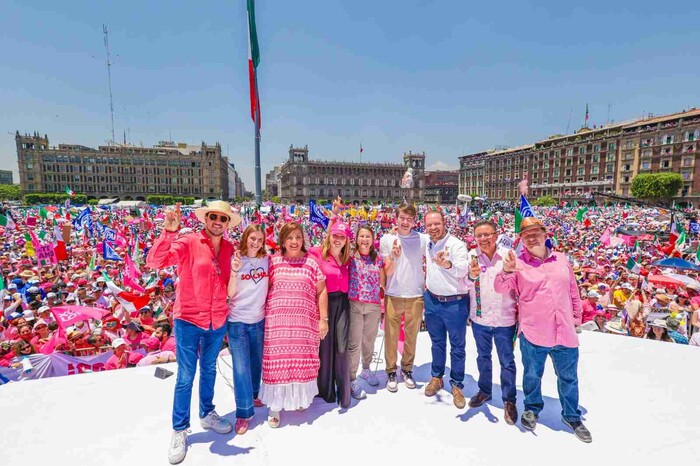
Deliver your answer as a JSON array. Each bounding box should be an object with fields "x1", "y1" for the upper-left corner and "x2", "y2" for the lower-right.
[
  {"x1": 146, "y1": 230, "x2": 233, "y2": 331},
  {"x1": 467, "y1": 248, "x2": 517, "y2": 327},
  {"x1": 309, "y1": 247, "x2": 349, "y2": 294},
  {"x1": 581, "y1": 300, "x2": 598, "y2": 323},
  {"x1": 494, "y1": 249, "x2": 582, "y2": 348},
  {"x1": 160, "y1": 336, "x2": 176, "y2": 353}
]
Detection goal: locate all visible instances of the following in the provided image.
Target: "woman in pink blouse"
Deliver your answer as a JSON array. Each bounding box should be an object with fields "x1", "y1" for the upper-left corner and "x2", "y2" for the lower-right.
[
  {"x1": 309, "y1": 220, "x2": 352, "y2": 408},
  {"x1": 347, "y1": 224, "x2": 386, "y2": 400}
]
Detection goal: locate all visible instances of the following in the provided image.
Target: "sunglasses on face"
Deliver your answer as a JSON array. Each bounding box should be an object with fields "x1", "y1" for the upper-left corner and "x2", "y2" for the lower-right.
[{"x1": 207, "y1": 213, "x2": 230, "y2": 223}]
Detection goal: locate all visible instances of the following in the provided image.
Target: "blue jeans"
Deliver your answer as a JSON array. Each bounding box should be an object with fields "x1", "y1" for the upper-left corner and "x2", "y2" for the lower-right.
[
  {"x1": 172, "y1": 319, "x2": 227, "y2": 431},
  {"x1": 423, "y1": 291, "x2": 469, "y2": 389},
  {"x1": 519, "y1": 334, "x2": 581, "y2": 422},
  {"x1": 227, "y1": 319, "x2": 264, "y2": 419},
  {"x1": 471, "y1": 322, "x2": 517, "y2": 403}
]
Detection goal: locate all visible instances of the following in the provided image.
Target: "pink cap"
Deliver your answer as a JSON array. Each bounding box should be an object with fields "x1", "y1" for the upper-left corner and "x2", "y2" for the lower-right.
[{"x1": 330, "y1": 222, "x2": 351, "y2": 239}]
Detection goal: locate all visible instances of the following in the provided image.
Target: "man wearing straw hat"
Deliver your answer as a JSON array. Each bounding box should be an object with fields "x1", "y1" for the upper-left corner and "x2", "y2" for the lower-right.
[
  {"x1": 147, "y1": 201, "x2": 241, "y2": 464},
  {"x1": 495, "y1": 217, "x2": 592, "y2": 443}
]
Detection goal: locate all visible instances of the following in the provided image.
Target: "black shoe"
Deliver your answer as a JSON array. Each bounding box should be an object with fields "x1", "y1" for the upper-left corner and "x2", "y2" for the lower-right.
[
  {"x1": 562, "y1": 418, "x2": 592, "y2": 443},
  {"x1": 521, "y1": 410, "x2": 538, "y2": 431},
  {"x1": 386, "y1": 372, "x2": 398, "y2": 393},
  {"x1": 468, "y1": 391, "x2": 492, "y2": 408}
]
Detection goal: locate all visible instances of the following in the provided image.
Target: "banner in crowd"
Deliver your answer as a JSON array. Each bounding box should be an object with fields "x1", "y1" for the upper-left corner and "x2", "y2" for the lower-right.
[{"x1": 0, "y1": 351, "x2": 145, "y2": 381}]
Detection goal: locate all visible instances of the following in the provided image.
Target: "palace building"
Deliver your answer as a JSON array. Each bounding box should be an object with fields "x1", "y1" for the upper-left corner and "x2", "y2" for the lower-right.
[{"x1": 278, "y1": 145, "x2": 426, "y2": 204}]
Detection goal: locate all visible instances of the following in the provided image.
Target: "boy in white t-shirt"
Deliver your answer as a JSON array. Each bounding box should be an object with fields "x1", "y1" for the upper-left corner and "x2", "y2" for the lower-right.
[{"x1": 379, "y1": 204, "x2": 428, "y2": 393}]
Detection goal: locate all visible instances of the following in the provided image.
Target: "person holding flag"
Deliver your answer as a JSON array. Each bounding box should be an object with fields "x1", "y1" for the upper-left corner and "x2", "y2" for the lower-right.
[{"x1": 146, "y1": 200, "x2": 241, "y2": 465}]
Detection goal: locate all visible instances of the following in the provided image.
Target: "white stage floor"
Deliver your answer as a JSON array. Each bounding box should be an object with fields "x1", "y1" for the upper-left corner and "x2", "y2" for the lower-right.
[{"x1": 2, "y1": 330, "x2": 699, "y2": 466}]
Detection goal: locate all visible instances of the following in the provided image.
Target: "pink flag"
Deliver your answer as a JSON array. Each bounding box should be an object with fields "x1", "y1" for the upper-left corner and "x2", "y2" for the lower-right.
[
  {"x1": 51, "y1": 306, "x2": 109, "y2": 330},
  {"x1": 618, "y1": 234, "x2": 635, "y2": 247},
  {"x1": 124, "y1": 253, "x2": 146, "y2": 294},
  {"x1": 599, "y1": 227, "x2": 611, "y2": 246},
  {"x1": 26, "y1": 216, "x2": 37, "y2": 227}
]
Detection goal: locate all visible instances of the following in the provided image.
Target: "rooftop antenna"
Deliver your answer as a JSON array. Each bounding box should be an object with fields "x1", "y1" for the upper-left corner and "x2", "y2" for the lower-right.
[
  {"x1": 606, "y1": 102, "x2": 612, "y2": 125},
  {"x1": 565, "y1": 107, "x2": 573, "y2": 134},
  {"x1": 103, "y1": 24, "x2": 116, "y2": 144}
]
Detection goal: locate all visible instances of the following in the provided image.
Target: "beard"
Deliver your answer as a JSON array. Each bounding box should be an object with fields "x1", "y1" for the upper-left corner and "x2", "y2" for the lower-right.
[{"x1": 204, "y1": 226, "x2": 224, "y2": 237}]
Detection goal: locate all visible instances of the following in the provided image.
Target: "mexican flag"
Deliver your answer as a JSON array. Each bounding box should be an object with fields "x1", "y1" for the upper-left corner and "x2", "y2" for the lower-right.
[
  {"x1": 247, "y1": 0, "x2": 261, "y2": 129},
  {"x1": 53, "y1": 224, "x2": 68, "y2": 261},
  {"x1": 65, "y1": 187, "x2": 75, "y2": 197},
  {"x1": 102, "y1": 272, "x2": 150, "y2": 316},
  {"x1": 675, "y1": 230, "x2": 687, "y2": 252},
  {"x1": 625, "y1": 257, "x2": 640, "y2": 273},
  {"x1": 0, "y1": 213, "x2": 15, "y2": 229},
  {"x1": 669, "y1": 219, "x2": 683, "y2": 245}
]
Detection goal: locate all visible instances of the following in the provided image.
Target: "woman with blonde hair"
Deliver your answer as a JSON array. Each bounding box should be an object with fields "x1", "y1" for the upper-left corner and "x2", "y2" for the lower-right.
[
  {"x1": 226, "y1": 224, "x2": 269, "y2": 435},
  {"x1": 309, "y1": 215, "x2": 352, "y2": 408},
  {"x1": 260, "y1": 222, "x2": 328, "y2": 428},
  {"x1": 347, "y1": 224, "x2": 385, "y2": 399}
]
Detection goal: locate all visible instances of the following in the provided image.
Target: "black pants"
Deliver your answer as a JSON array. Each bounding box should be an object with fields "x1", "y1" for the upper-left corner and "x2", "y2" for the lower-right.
[{"x1": 317, "y1": 291, "x2": 351, "y2": 408}]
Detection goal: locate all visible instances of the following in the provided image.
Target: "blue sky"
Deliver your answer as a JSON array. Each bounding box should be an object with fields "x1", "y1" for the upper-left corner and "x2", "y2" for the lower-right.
[{"x1": 1, "y1": 0, "x2": 699, "y2": 191}]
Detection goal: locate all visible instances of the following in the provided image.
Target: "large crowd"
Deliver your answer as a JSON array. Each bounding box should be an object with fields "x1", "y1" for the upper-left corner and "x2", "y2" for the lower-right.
[{"x1": 1, "y1": 195, "x2": 699, "y2": 461}]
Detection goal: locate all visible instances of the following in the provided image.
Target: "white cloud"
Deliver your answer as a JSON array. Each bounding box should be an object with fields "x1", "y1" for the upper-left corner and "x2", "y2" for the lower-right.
[{"x1": 426, "y1": 160, "x2": 458, "y2": 171}]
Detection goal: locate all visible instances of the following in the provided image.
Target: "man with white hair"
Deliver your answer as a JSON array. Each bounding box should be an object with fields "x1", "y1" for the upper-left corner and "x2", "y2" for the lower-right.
[{"x1": 581, "y1": 290, "x2": 601, "y2": 323}]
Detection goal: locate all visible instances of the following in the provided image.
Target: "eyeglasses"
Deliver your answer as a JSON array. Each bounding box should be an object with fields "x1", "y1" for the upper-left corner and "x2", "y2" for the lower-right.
[{"x1": 207, "y1": 213, "x2": 230, "y2": 223}]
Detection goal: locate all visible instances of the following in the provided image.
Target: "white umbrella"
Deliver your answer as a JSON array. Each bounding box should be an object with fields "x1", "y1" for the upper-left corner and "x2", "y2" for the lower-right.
[{"x1": 666, "y1": 273, "x2": 700, "y2": 289}]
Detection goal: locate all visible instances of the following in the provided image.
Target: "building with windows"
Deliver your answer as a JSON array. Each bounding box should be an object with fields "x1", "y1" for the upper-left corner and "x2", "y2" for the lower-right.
[
  {"x1": 424, "y1": 170, "x2": 459, "y2": 204},
  {"x1": 16, "y1": 132, "x2": 230, "y2": 200},
  {"x1": 227, "y1": 162, "x2": 246, "y2": 199},
  {"x1": 265, "y1": 165, "x2": 281, "y2": 198},
  {"x1": 278, "y1": 145, "x2": 425, "y2": 204},
  {"x1": 459, "y1": 108, "x2": 700, "y2": 206},
  {"x1": 0, "y1": 169, "x2": 13, "y2": 185}
]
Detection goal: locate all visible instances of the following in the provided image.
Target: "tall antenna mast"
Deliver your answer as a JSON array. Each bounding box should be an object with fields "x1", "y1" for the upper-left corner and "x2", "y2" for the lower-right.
[
  {"x1": 565, "y1": 107, "x2": 573, "y2": 134},
  {"x1": 103, "y1": 24, "x2": 116, "y2": 144}
]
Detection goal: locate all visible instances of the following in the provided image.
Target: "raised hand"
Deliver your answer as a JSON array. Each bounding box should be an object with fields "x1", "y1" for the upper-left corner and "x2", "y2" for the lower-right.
[
  {"x1": 469, "y1": 255, "x2": 481, "y2": 278},
  {"x1": 435, "y1": 248, "x2": 451, "y2": 269},
  {"x1": 332, "y1": 196, "x2": 343, "y2": 216},
  {"x1": 391, "y1": 238, "x2": 402, "y2": 260},
  {"x1": 164, "y1": 202, "x2": 182, "y2": 232},
  {"x1": 231, "y1": 250, "x2": 242, "y2": 273},
  {"x1": 503, "y1": 249, "x2": 516, "y2": 273}
]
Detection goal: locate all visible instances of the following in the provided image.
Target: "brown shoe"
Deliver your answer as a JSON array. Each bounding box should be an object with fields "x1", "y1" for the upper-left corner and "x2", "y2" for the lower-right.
[
  {"x1": 451, "y1": 386, "x2": 466, "y2": 409},
  {"x1": 504, "y1": 401, "x2": 518, "y2": 425},
  {"x1": 468, "y1": 391, "x2": 492, "y2": 408},
  {"x1": 424, "y1": 377, "x2": 444, "y2": 397}
]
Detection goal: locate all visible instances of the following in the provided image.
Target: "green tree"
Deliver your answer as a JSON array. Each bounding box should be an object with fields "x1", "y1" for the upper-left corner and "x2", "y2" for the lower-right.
[
  {"x1": 630, "y1": 173, "x2": 683, "y2": 204},
  {"x1": 533, "y1": 195, "x2": 557, "y2": 207},
  {"x1": 0, "y1": 184, "x2": 21, "y2": 200}
]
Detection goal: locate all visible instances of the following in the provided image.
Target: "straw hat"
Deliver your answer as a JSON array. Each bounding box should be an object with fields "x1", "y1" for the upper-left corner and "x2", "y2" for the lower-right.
[
  {"x1": 519, "y1": 217, "x2": 546, "y2": 234},
  {"x1": 194, "y1": 200, "x2": 241, "y2": 226}
]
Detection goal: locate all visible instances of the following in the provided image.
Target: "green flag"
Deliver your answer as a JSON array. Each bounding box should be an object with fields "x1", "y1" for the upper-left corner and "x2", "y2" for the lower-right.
[
  {"x1": 515, "y1": 208, "x2": 523, "y2": 234},
  {"x1": 39, "y1": 207, "x2": 48, "y2": 219},
  {"x1": 576, "y1": 207, "x2": 589, "y2": 222},
  {"x1": 0, "y1": 273, "x2": 5, "y2": 293}
]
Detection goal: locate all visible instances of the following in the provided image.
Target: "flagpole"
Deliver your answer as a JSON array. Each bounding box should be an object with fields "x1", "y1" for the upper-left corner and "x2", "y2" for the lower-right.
[{"x1": 254, "y1": 82, "x2": 262, "y2": 206}]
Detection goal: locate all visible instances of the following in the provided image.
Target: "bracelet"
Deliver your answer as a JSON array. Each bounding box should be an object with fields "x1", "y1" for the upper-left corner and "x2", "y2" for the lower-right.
[{"x1": 320, "y1": 318, "x2": 329, "y2": 321}]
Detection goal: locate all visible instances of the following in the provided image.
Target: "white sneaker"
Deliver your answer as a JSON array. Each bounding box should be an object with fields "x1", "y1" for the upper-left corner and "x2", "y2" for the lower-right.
[
  {"x1": 200, "y1": 410, "x2": 232, "y2": 434},
  {"x1": 168, "y1": 429, "x2": 189, "y2": 464},
  {"x1": 350, "y1": 379, "x2": 367, "y2": 400},
  {"x1": 359, "y1": 368, "x2": 380, "y2": 387}
]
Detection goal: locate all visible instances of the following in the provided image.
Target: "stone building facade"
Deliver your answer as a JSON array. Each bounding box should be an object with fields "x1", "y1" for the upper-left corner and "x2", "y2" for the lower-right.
[
  {"x1": 459, "y1": 108, "x2": 700, "y2": 206},
  {"x1": 16, "y1": 132, "x2": 230, "y2": 200},
  {"x1": 0, "y1": 169, "x2": 13, "y2": 185},
  {"x1": 278, "y1": 145, "x2": 425, "y2": 204},
  {"x1": 424, "y1": 170, "x2": 459, "y2": 204}
]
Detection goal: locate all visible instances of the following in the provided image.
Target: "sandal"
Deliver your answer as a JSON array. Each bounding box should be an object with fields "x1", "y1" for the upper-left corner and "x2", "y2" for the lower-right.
[{"x1": 267, "y1": 410, "x2": 281, "y2": 428}]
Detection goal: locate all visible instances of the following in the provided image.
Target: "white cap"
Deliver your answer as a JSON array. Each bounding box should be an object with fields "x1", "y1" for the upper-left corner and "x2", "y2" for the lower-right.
[{"x1": 111, "y1": 338, "x2": 127, "y2": 349}]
